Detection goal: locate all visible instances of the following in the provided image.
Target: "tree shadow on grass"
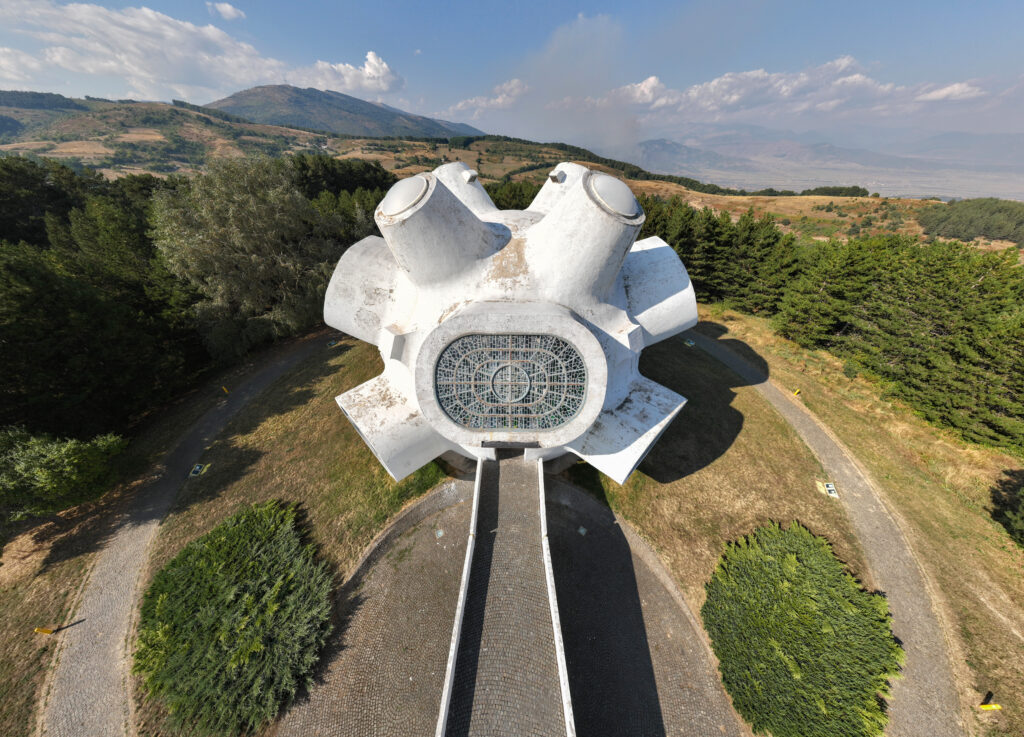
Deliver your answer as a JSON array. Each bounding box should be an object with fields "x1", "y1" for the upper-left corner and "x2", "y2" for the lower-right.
[
  {"x1": 635, "y1": 323, "x2": 769, "y2": 484},
  {"x1": 31, "y1": 334, "x2": 345, "y2": 571},
  {"x1": 990, "y1": 469, "x2": 1024, "y2": 546}
]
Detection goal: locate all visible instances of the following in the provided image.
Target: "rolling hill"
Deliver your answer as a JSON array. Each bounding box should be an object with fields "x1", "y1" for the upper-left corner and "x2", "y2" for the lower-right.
[{"x1": 207, "y1": 85, "x2": 483, "y2": 138}]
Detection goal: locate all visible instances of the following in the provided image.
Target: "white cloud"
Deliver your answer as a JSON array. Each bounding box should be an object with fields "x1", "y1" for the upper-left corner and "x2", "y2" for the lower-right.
[
  {"x1": 206, "y1": 2, "x2": 245, "y2": 21},
  {"x1": 0, "y1": 46, "x2": 42, "y2": 82},
  {"x1": 440, "y1": 79, "x2": 529, "y2": 119},
  {"x1": 549, "y1": 56, "x2": 993, "y2": 131},
  {"x1": 0, "y1": 1, "x2": 402, "y2": 100},
  {"x1": 915, "y1": 82, "x2": 986, "y2": 102},
  {"x1": 288, "y1": 52, "x2": 403, "y2": 95}
]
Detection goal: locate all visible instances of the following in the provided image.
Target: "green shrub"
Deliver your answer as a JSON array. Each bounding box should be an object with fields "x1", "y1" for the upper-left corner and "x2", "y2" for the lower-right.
[
  {"x1": 0, "y1": 427, "x2": 125, "y2": 523},
  {"x1": 701, "y1": 522, "x2": 903, "y2": 737},
  {"x1": 134, "y1": 501, "x2": 333, "y2": 736}
]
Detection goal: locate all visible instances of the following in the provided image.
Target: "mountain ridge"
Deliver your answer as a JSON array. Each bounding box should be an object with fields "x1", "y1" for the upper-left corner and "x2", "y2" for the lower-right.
[{"x1": 207, "y1": 84, "x2": 483, "y2": 138}]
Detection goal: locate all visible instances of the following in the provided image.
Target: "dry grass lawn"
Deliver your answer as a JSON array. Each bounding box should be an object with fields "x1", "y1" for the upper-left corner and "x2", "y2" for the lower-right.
[{"x1": 695, "y1": 304, "x2": 1024, "y2": 737}]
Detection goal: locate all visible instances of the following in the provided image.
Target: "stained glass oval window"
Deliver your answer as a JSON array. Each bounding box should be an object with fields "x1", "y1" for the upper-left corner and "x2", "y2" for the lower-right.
[{"x1": 434, "y1": 334, "x2": 587, "y2": 431}]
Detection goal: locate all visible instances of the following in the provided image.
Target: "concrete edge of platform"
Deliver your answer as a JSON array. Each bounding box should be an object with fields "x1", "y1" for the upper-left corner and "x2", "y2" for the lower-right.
[{"x1": 338, "y1": 477, "x2": 473, "y2": 603}]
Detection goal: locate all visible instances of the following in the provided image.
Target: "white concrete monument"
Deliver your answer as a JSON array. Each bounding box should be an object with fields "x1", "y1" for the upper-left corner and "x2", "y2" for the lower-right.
[{"x1": 324, "y1": 161, "x2": 697, "y2": 484}]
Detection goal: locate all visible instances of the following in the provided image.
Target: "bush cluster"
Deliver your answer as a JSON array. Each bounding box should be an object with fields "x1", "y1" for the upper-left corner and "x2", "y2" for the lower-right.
[
  {"x1": 701, "y1": 522, "x2": 903, "y2": 737},
  {"x1": 0, "y1": 427, "x2": 125, "y2": 524},
  {"x1": 133, "y1": 501, "x2": 333, "y2": 736}
]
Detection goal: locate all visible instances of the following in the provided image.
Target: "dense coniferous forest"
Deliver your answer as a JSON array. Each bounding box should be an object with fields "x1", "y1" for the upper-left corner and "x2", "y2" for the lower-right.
[
  {"x1": 0, "y1": 155, "x2": 392, "y2": 524},
  {"x1": 2, "y1": 156, "x2": 1023, "y2": 532},
  {"x1": 918, "y1": 197, "x2": 1024, "y2": 245}
]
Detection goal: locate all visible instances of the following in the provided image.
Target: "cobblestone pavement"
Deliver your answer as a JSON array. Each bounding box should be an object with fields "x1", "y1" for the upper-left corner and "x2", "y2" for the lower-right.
[
  {"x1": 41, "y1": 334, "x2": 328, "y2": 737},
  {"x1": 444, "y1": 457, "x2": 567, "y2": 737},
  {"x1": 690, "y1": 329, "x2": 965, "y2": 737},
  {"x1": 279, "y1": 468, "x2": 748, "y2": 737}
]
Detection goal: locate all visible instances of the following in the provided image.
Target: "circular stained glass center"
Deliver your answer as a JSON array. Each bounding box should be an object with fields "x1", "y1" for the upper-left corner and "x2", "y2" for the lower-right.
[{"x1": 435, "y1": 333, "x2": 587, "y2": 431}]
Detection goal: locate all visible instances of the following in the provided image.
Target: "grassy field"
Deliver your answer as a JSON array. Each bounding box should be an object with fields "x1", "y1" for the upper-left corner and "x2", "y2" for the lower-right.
[
  {"x1": 133, "y1": 338, "x2": 445, "y2": 736},
  {"x1": 4, "y1": 305, "x2": 1016, "y2": 735},
  {"x1": 0, "y1": 334, "x2": 334, "y2": 737},
  {"x1": 693, "y1": 304, "x2": 1024, "y2": 737},
  {"x1": 570, "y1": 333, "x2": 872, "y2": 608}
]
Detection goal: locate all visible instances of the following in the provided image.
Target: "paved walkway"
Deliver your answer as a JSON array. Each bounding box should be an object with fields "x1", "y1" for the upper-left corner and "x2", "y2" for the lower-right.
[
  {"x1": 444, "y1": 457, "x2": 567, "y2": 737},
  {"x1": 40, "y1": 334, "x2": 327, "y2": 737},
  {"x1": 689, "y1": 330, "x2": 965, "y2": 737},
  {"x1": 280, "y1": 472, "x2": 748, "y2": 737}
]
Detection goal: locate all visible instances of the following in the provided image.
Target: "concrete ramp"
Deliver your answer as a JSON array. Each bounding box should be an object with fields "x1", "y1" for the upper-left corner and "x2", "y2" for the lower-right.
[{"x1": 439, "y1": 456, "x2": 573, "y2": 737}]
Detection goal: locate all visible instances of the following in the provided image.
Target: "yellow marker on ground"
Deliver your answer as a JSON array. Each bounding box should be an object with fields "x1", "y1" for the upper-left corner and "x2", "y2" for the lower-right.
[
  {"x1": 979, "y1": 703, "x2": 1002, "y2": 711},
  {"x1": 34, "y1": 627, "x2": 53, "y2": 635},
  {"x1": 793, "y1": 388, "x2": 801, "y2": 396},
  {"x1": 222, "y1": 386, "x2": 229, "y2": 394}
]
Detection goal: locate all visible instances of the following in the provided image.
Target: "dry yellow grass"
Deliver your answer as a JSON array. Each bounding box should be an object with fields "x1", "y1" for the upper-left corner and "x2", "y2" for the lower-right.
[
  {"x1": 115, "y1": 128, "x2": 164, "y2": 143},
  {"x1": 573, "y1": 334, "x2": 871, "y2": 609},
  {"x1": 698, "y1": 304, "x2": 1024, "y2": 737}
]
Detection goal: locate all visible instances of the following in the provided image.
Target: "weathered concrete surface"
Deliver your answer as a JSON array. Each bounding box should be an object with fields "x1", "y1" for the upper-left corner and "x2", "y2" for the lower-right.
[
  {"x1": 40, "y1": 334, "x2": 328, "y2": 737},
  {"x1": 325, "y1": 161, "x2": 699, "y2": 485},
  {"x1": 689, "y1": 328, "x2": 965, "y2": 737}
]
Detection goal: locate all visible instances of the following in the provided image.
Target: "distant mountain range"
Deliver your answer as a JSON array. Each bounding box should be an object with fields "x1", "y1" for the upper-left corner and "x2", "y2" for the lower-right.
[
  {"x1": 614, "y1": 124, "x2": 1024, "y2": 200},
  {"x1": 207, "y1": 85, "x2": 483, "y2": 138}
]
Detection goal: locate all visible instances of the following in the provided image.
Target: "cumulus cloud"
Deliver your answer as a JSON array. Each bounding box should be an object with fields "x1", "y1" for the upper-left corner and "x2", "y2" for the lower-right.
[
  {"x1": 0, "y1": 0, "x2": 402, "y2": 100},
  {"x1": 545, "y1": 56, "x2": 994, "y2": 136},
  {"x1": 206, "y1": 2, "x2": 245, "y2": 21},
  {"x1": 915, "y1": 82, "x2": 986, "y2": 102},
  {"x1": 440, "y1": 79, "x2": 529, "y2": 119},
  {"x1": 0, "y1": 46, "x2": 42, "y2": 82},
  {"x1": 288, "y1": 52, "x2": 403, "y2": 95}
]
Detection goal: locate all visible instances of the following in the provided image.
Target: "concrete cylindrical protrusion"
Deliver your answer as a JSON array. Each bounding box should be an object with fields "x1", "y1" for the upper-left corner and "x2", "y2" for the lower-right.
[
  {"x1": 324, "y1": 235, "x2": 397, "y2": 344},
  {"x1": 526, "y1": 170, "x2": 644, "y2": 299},
  {"x1": 527, "y1": 162, "x2": 589, "y2": 214},
  {"x1": 433, "y1": 161, "x2": 498, "y2": 216},
  {"x1": 376, "y1": 174, "x2": 509, "y2": 285}
]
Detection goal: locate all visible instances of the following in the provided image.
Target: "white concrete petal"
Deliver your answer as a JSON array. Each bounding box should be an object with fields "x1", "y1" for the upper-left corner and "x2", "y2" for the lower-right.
[
  {"x1": 324, "y1": 235, "x2": 398, "y2": 344},
  {"x1": 566, "y1": 376, "x2": 686, "y2": 485},
  {"x1": 337, "y1": 368, "x2": 457, "y2": 481},
  {"x1": 619, "y1": 236, "x2": 698, "y2": 347}
]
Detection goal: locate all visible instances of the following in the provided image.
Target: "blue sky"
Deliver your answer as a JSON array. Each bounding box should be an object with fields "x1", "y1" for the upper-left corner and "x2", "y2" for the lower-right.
[{"x1": 0, "y1": 0, "x2": 1021, "y2": 147}]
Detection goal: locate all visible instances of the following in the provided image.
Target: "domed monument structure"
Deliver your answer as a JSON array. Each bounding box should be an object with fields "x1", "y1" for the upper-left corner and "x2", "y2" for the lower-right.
[{"x1": 324, "y1": 161, "x2": 697, "y2": 484}]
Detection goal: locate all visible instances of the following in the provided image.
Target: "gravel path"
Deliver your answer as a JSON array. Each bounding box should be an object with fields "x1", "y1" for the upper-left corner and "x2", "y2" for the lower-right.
[
  {"x1": 689, "y1": 330, "x2": 965, "y2": 737},
  {"x1": 40, "y1": 334, "x2": 327, "y2": 737}
]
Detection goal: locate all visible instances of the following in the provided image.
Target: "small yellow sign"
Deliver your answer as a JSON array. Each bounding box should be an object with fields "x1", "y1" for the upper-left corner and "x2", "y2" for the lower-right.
[
  {"x1": 34, "y1": 627, "x2": 53, "y2": 635},
  {"x1": 979, "y1": 703, "x2": 1002, "y2": 711},
  {"x1": 793, "y1": 388, "x2": 801, "y2": 396}
]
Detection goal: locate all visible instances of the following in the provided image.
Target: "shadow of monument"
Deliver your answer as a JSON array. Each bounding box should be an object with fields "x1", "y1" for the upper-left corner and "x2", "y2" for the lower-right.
[
  {"x1": 636, "y1": 323, "x2": 769, "y2": 483},
  {"x1": 547, "y1": 483, "x2": 665, "y2": 737}
]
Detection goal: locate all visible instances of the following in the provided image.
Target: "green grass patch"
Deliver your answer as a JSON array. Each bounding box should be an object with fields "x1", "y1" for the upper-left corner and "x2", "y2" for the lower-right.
[
  {"x1": 133, "y1": 501, "x2": 332, "y2": 736},
  {"x1": 701, "y1": 521, "x2": 903, "y2": 737}
]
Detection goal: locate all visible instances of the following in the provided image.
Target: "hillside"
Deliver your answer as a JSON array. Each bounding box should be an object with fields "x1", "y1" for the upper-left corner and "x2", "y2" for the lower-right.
[{"x1": 207, "y1": 85, "x2": 483, "y2": 138}]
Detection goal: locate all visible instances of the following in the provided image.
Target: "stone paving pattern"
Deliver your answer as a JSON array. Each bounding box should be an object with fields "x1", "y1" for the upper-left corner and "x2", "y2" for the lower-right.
[
  {"x1": 41, "y1": 335, "x2": 326, "y2": 737},
  {"x1": 444, "y1": 457, "x2": 567, "y2": 737},
  {"x1": 280, "y1": 468, "x2": 748, "y2": 737},
  {"x1": 545, "y1": 477, "x2": 747, "y2": 737},
  {"x1": 690, "y1": 329, "x2": 965, "y2": 737}
]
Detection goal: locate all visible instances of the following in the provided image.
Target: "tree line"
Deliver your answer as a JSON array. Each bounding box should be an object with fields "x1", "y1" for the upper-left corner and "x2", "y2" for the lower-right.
[
  {"x1": 918, "y1": 197, "x2": 1024, "y2": 245},
  {"x1": 0, "y1": 154, "x2": 393, "y2": 525},
  {"x1": 638, "y1": 194, "x2": 1024, "y2": 456}
]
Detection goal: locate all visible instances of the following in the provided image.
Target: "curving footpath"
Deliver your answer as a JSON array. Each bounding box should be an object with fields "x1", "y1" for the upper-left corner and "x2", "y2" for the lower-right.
[
  {"x1": 39, "y1": 334, "x2": 327, "y2": 737},
  {"x1": 689, "y1": 330, "x2": 965, "y2": 737}
]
